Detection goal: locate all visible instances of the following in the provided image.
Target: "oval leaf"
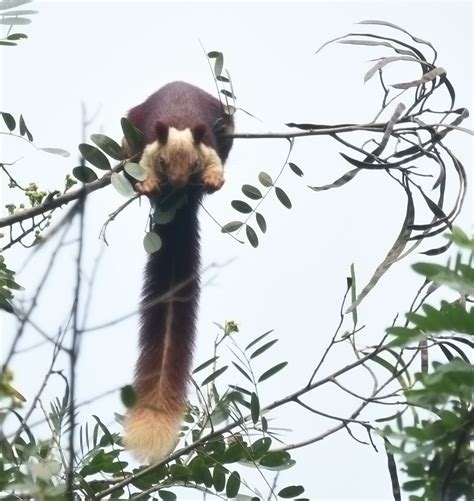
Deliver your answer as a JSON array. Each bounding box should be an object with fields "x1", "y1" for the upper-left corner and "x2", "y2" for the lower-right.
[
  {"x1": 275, "y1": 187, "x2": 292, "y2": 209},
  {"x1": 143, "y1": 232, "x2": 162, "y2": 254},
  {"x1": 124, "y1": 162, "x2": 148, "y2": 181},
  {"x1": 222, "y1": 221, "x2": 243, "y2": 233},
  {"x1": 258, "y1": 171, "x2": 273, "y2": 187},
  {"x1": 255, "y1": 213, "x2": 267, "y2": 233},
  {"x1": 79, "y1": 143, "x2": 111, "y2": 170},
  {"x1": 121, "y1": 117, "x2": 144, "y2": 154},
  {"x1": 231, "y1": 200, "x2": 252, "y2": 214},
  {"x1": 153, "y1": 208, "x2": 176, "y2": 225},
  {"x1": 246, "y1": 225, "x2": 258, "y2": 248},
  {"x1": 278, "y1": 486, "x2": 305, "y2": 498},
  {"x1": 226, "y1": 471, "x2": 241, "y2": 498},
  {"x1": 212, "y1": 464, "x2": 226, "y2": 492},
  {"x1": 72, "y1": 166, "x2": 98, "y2": 184},
  {"x1": 90, "y1": 133, "x2": 124, "y2": 160},
  {"x1": 120, "y1": 385, "x2": 136, "y2": 408},
  {"x1": 242, "y1": 184, "x2": 262, "y2": 200},
  {"x1": 193, "y1": 356, "x2": 219, "y2": 374},
  {"x1": 111, "y1": 172, "x2": 135, "y2": 198},
  {"x1": 1, "y1": 112, "x2": 16, "y2": 131}
]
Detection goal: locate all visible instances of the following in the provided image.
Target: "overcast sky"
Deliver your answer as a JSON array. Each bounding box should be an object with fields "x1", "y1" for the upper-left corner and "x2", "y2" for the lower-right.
[{"x1": 1, "y1": 1, "x2": 473, "y2": 499}]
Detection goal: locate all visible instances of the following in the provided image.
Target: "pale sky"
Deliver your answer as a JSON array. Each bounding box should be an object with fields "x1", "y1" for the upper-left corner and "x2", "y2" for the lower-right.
[{"x1": 1, "y1": 1, "x2": 472, "y2": 499}]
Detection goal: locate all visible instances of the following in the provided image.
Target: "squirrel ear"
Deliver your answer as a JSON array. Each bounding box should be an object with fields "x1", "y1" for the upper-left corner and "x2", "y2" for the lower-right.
[
  {"x1": 191, "y1": 124, "x2": 206, "y2": 144},
  {"x1": 155, "y1": 121, "x2": 169, "y2": 144}
]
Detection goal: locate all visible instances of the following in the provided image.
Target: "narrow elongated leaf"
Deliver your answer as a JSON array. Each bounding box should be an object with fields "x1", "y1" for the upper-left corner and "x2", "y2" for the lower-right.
[
  {"x1": 310, "y1": 169, "x2": 360, "y2": 192},
  {"x1": 364, "y1": 56, "x2": 420, "y2": 83},
  {"x1": 7, "y1": 33, "x2": 27, "y2": 40},
  {"x1": 246, "y1": 225, "x2": 259, "y2": 248},
  {"x1": 242, "y1": 184, "x2": 262, "y2": 199},
  {"x1": 91, "y1": 133, "x2": 124, "y2": 160},
  {"x1": 258, "y1": 362, "x2": 288, "y2": 383},
  {"x1": 250, "y1": 392, "x2": 260, "y2": 424},
  {"x1": 143, "y1": 231, "x2": 162, "y2": 254},
  {"x1": 79, "y1": 143, "x2": 111, "y2": 170},
  {"x1": 72, "y1": 166, "x2": 98, "y2": 183},
  {"x1": 193, "y1": 356, "x2": 219, "y2": 374},
  {"x1": 0, "y1": 17, "x2": 31, "y2": 25},
  {"x1": 250, "y1": 339, "x2": 278, "y2": 359},
  {"x1": 232, "y1": 362, "x2": 253, "y2": 383},
  {"x1": 288, "y1": 162, "x2": 304, "y2": 177},
  {"x1": 275, "y1": 187, "x2": 292, "y2": 209},
  {"x1": 255, "y1": 212, "x2": 267, "y2": 233},
  {"x1": 19, "y1": 114, "x2": 32, "y2": 141},
  {"x1": 245, "y1": 330, "x2": 274, "y2": 350},
  {"x1": 214, "y1": 53, "x2": 224, "y2": 77},
  {"x1": 40, "y1": 147, "x2": 70, "y2": 157},
  {"x1": 111, "y1": 172, "x2": 135, "y2": 198},
  {"x1": 258, "y1": 171, "x2": 273, "y2": 187},
  {"x1": 222, "y1": 221, "x2": 243, "y2": 233},
  {"x1": 392, "y1": 67, "x2": 446, "y2": 89},
  {"x1": 231, "y1": 200, "x2": 252, "y2": 213},
  {"x1": 201, "y1": 366, "x2": 228, "y2": 386}
]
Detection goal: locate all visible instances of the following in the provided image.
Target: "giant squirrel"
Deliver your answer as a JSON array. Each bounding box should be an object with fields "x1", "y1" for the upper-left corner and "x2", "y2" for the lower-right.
[{"x1": 123, "y1": 82, "x2": 234, "y2": 462}]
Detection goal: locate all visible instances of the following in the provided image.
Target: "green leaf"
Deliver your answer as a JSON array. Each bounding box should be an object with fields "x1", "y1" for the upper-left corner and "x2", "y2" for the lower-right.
[
  {"x1": 275, "y1": 187, "x2": 292, "y2": 209},
  {"x1": 7, "y1": 33, "x2": 28, "y2": 40},
  {"x1": 79, "y1": 143, "x2": 111, "y2": 170},
  {"x1": 231, "y1": 200, "x2": 252, "y2": 214},
  {"x1": 258, "y1": 171, "x2": 273, "y2": 187},
  {"x1": 226, "y1": 471, "x2": 241, "y2": 498},
  {"x1": 158, "y1": 490, "x2": 177, "y2": 501},
  {"x1": 251, "y1": 437, "x2": 272, "y2": 458},
  {"x1": 153, "y1": 207, "x2": 176, "y2": 225},
  {"x1": 232, "y1": 362, "x2": 253, "y2": 383},
  {"x1": 245, "y1": 330, "x2": 274, "y2": 351},
  {"x1": 91, "y1": 133, "x2": 124, "y2": 160},
  {"x1": 223, "y1": 443, "x2": 244, "y2": 463},
  {"x1": 169, "y1": 464, "x2": 190, "y2": 482},
  {"x1": 250, "y1": 392, "x2": 260, "y2": 424},
  {"x1": 213, "y1": 464, "x2": 226, "y2": 492},
  {"x1": 19, "y1": 114, "x2": 32, "y2": 141},
  {"x1": 256, "y1": 213, "x2": 267, "y2": 233},
  {"x1": 222, "y1": 221, "x2": 243, "y2": 233},
  {"x1": 0, "y1": 17, "x2": 31, "y2": 25},
  {"x1": 246, "y1": 225, "x2": 259, "y2": 248},
  {"x1": 72, "y1": 166, "x2": 98, "y2": 184},
  {"x1": 193, "y1": 356, "x2": 219, "y2": 374},
  {"x1": 207, "y1": 51, "x2": 221, "y2": 58},
  {"x1": 258, "y1": 362, "x2": 288, "y2": 383},
  {"x1": 121, "y1": 117, "x2": 144, "y2": 154},
  {"x1": 111, "y1": 172, "x2": 135, "y2": 198},
  {"x1": 259, "y1": 451, "x2": 293, "y2": 469},
  {"x1": 120, "y1": 385, "x2": 136, "y2": 408},
  {"x1": 288, "y1": 162, "x2": 304, "y2": 177},
  {"x1": 124, "y1": 162, "x2": 147, "y2": 181},
  {"x1": 250, "y1": 339, "x2": 278, "y2": 359},
  {"x1": 143, "y1": 232, "x2": 162, "y2": 254},
  {"x1": 40, "y1": 147, "x2": 70, "y2": 157},
  {"x1": 279, "y1": 486, "x2": 305, "y2": 498},
  {"x1": 201, "y1": 366, "x2": 228, "y2": 386},
  {"x1": 1, "y1": 112, "x2": 15, "y2": 131},
  {"x1": 214, "y1": 53, "x2": 224, "y2": 77},
  {"x1": 242, "y1": 184, "x2": 262, "y2": 200}
]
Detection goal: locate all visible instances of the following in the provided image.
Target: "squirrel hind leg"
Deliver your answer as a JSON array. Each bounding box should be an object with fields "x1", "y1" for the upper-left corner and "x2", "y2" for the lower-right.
[{"x1": 123, "y1": 405, "x2": 182, "y2": 462}]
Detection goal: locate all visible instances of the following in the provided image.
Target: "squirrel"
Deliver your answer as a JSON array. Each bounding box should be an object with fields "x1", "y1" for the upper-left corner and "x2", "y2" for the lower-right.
[{"x1": 123, "y1": 81, "x2": 234, "y2": 462}]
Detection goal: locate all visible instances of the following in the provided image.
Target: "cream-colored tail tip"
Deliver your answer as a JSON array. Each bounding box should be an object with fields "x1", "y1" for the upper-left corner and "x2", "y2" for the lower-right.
[{"x1": 124, "y1": 406, "x2": 181, "y2": 463}]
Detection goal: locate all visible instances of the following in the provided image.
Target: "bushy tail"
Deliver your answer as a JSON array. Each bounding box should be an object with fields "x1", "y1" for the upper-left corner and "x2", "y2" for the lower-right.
[{"x1": 124, "y1": 196, "x2": 201, "y2": 463}]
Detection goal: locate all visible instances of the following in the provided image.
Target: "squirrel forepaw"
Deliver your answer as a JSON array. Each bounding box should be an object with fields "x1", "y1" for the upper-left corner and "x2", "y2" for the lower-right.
[
  {"x1": 136, "y1": 177, "x2": 160, "y2": 196},
  {"x1": 202, "y1": 170, "x2": 225, "y2": 194}
]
